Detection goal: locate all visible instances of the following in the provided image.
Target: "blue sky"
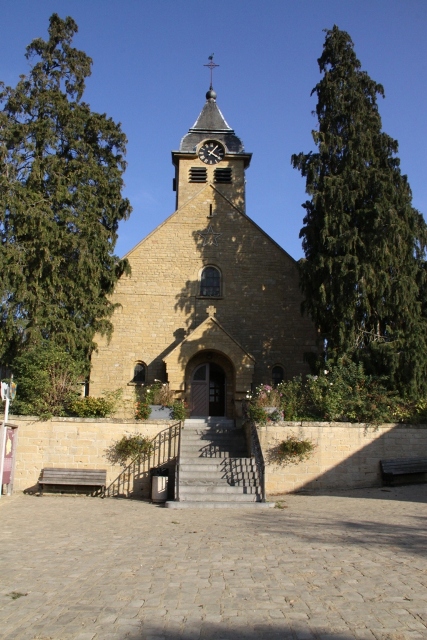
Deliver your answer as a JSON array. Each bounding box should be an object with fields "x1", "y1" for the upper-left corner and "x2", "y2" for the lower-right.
[{"x1": 1, "y1": 0, "x2": 426, "y2": 260}]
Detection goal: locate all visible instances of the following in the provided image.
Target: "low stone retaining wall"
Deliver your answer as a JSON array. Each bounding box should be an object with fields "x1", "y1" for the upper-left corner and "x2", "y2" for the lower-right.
[
  {"x1": 9, "y1": 416, "x2": 427, "y2": 498},
  {"x1": 9, "y1": 415, "x2": 175, "y2": 496},
  {"x1": 258, "y1": 421, "x2": 427, "y2": 495}
]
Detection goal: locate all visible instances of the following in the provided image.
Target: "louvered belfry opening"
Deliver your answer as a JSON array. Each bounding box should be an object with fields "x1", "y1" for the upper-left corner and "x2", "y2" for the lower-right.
[
  {"x1": 189, "y1": 167, "x2": 207, "y2": 183},
  {"x1": 214, "y1": 167, "x2": 232, "y2": 183}
]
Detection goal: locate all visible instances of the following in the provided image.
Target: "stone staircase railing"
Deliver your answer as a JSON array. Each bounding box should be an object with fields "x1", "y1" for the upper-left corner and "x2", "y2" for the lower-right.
[
  {"x1": 105, "y1": 422, "x2": 182, "y2": 499},
  {"x1": 248, "y1": 421, "x2": 266, "y2": 502}
]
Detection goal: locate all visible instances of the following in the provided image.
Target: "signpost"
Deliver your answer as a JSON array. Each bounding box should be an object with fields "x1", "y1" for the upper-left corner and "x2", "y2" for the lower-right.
[{"x1": 0, "y1": 376, "x2": 16, "y2": 498}]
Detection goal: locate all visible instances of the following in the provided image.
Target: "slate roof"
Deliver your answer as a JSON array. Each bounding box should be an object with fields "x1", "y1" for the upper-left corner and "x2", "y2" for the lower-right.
[{"x1": 179, "y1": 91, "x2": 245, "y2": 154}]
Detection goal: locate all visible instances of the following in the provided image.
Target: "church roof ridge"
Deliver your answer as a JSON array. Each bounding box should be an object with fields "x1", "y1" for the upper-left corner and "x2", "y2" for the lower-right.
[{"x1": 163, "y1": 315, "x2": 256, "y2": 363}]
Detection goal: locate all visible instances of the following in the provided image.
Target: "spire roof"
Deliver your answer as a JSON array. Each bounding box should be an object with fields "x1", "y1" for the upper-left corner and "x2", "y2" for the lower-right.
[{"x1": 179, "y1": 89, "x2": 245, "y2": 154}]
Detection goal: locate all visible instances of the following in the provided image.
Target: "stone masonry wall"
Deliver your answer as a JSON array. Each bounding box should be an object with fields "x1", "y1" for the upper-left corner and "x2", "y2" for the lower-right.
[
  {"x1": 258, "y1": 421, "x2": 427, "y2": 495},
  {"x1": 90, "y1": 179, "x2": 316, "y2": 413},
  {"x1": 9, "y1": 416, "x2": 427, "y2": 499},
  {"x1": 9, "y1": 415, "x2": 174, "y2": 497}
]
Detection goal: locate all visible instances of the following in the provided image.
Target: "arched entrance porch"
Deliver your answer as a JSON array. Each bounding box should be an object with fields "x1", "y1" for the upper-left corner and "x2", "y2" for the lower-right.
[
  {"x1": 186, "y1": 352, "x2": 234, "y2": 417},
  {"x1": 162, "y1": 314, "x2": 255, "y2": 418}
]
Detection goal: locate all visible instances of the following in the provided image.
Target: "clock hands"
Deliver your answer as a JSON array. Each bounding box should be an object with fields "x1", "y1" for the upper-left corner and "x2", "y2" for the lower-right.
[
  {"x1": 198, "y1": 140, "x2": 225, "y2": 164},
  {"x1": 207, "y1": 145, "x2": 222, "y2": 160}
]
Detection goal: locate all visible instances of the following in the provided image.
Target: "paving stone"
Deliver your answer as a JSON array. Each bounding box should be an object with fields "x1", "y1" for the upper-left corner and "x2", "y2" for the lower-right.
[{"x1": 0, "y1": 486, "x2": 427, "y2": 638}]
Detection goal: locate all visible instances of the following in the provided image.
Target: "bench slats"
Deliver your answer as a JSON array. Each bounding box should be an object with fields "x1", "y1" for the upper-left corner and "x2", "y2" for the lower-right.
[
  {"x1": 380, "y1": 457, "x2": 427, "y2": 485},
  {"x1": 39, "y1": 468, "x2": 107, "y2": 493}
]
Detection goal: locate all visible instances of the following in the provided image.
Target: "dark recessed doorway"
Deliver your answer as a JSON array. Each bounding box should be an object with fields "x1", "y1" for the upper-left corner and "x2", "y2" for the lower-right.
[{"x1": 191, "y1": 362, "x2": 226, "y2": 417}]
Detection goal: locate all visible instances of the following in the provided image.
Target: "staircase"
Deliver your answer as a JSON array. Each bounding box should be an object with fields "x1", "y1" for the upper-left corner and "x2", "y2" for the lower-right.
[{"x1": 165, "y1": 418, "x2": 273, "y2": 509}]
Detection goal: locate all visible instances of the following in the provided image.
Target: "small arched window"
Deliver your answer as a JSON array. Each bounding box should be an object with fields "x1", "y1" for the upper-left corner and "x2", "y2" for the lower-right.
[
  {"x1": 132, "y1": 362, "x2": 146, "y2": 383},
  {"x1": 272, "y1": 365, "x2": 284, "y2": 386},
  {"x1": 200, "y1": 266, "x2": 221, "y2": 297}
]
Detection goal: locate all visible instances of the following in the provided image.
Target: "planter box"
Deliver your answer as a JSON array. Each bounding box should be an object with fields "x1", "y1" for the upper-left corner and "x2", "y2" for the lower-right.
[{"x1": 149, "y1": 405, "x2": 172, "y2": 420}]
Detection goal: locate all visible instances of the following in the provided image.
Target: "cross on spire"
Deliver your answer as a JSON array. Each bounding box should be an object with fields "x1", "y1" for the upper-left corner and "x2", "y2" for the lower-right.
[{"x1": 204, "y1": 54, "x2": 219, "y2": 90}]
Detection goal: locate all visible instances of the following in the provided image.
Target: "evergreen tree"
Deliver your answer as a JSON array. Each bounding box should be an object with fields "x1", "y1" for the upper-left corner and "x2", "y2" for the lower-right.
[
  {"x1": 0, "y1": 14, "x2": 131, "y2": 369},
  {"x1": 292, "y1": 25, "x2": 427, "y2": 398}
]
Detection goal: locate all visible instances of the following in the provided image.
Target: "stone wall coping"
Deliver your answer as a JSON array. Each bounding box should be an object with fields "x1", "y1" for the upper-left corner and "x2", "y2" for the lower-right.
[
  {"x1": 256, "y1": 420, "x2": 427, "y2": 430},
  {"x1": 9, "y1": 414, "x2": 178, "y2": 426}
]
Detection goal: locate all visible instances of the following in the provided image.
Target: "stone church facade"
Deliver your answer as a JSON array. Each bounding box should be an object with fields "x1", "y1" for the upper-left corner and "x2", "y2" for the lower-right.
[{"x1": 89, "y1": 87, "x2": 316, "y2": 418}]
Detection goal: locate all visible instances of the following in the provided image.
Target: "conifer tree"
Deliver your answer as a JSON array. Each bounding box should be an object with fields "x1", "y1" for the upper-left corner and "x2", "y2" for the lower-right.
[
  {"x1": 292, "y1": 25, "x2": 427, "y2": 398},
  {"x1": 0, "y1": 14, "x2": 131, "y2": 369}
]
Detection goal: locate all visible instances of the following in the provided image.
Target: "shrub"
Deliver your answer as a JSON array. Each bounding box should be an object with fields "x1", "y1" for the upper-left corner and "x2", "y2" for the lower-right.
[
  {"x1": 247, "y1": 360, "x2": 404, "y2": 425},
  {"x1": 105, "y1": 433, "x2": 153, "y2": 466},
  {"x1": 276, "y1": 435, "x2": 316, "y2": 464},
  {"x1": 276, "y1": 377, "x2": 306, "y2": 420},
  {"x1": 11, "y1": 342, "x2": 85, "y2": 419},
  {"x1": 247, "y1": 403, "x2": 268, "y2": 425},
  {"x1": 170, "y1": 400, "x2": 187, "y2": 421},
  {"x1": 68, "y1": 390, "x2": 121, "y2": 418},
  {"x1": 135, "y1": 401, "x2": 151, "y2": 421}
]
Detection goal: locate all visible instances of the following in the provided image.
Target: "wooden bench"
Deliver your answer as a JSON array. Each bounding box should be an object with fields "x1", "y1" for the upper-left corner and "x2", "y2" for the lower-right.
[
  {"x1": 38, "y1": 468, "x2": 107, "y2": 496},
  {"x1": 380, "y1": 457, "x2": 427, "y2": 486}
]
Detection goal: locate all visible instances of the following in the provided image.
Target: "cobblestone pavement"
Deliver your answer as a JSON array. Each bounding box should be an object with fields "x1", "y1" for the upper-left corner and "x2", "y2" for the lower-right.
[{"x1": 0, "y1": 486, "x2": 426, "y2": 640}]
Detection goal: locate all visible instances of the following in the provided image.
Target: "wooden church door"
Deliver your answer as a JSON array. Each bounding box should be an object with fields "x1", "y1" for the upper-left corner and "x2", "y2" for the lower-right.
[{"x1": 191, "y1": 363, "x2": 226, "y2": 417}]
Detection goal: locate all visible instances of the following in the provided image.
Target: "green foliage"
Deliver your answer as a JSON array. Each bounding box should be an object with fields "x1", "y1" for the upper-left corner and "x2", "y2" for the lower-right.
[
  {"x1": 135, "y1": 401, "x2": 151, "y2": 421},
  {"x1": 276, "y1": 377, "x2": 307, "y2": 421},
  {"x1": 11, "y1": 341, "x2": 85, "y2": 418},
  {"x1": 304, "y1": 361, "x2": 396, "y2": 423},
  {"x1": 276, "y1": 435, "x2": 316, "y2": 464},
  {"x1": 247, "y1": 403, "x2": 268, "y2": 425},
  {"x1": 245, "y1": 361, "x2": 421, "y2": 424},
  {"x1": 0, "y1": 14, "x2": 131, "y2": 367},
  {"x1": 170, "y1": 400, "x2": 187, "y2": 421},
  {"x1": 105, "y1": 433, "x2": 153, "y2": 467},
  {"x1": 292, "y1": 25, "x2": 427, "y2": 400},
  {"x1": 68, "y1": 389, "x2": 121, "y2": 418}
]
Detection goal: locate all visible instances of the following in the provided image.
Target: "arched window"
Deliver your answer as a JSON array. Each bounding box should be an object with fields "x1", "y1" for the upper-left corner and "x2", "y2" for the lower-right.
[
  {"x1": 200, "y1": 266, "x2": 221, "y2": 297},
  {"x1": 132, "y1": 362, "x2": 146, "y2": 383},
  {"x1": 272, "y1": 365, "x2": 284, "y2": 386}
]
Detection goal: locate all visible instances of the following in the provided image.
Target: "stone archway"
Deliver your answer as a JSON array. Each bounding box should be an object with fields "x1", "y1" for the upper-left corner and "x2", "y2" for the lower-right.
[
  {"x1": 163, "y1": 315, "x2": 255, "y2": 418},
  {"x1": 186, "y1": 352, "x2": 234, "y2": 417}
]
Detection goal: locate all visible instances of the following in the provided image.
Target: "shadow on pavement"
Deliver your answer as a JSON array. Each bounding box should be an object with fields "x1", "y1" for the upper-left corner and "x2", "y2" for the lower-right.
[
  {"x1": 126, "y1": 625, "x2": 357, "y2": 639},
  {"x1": 294, "y1": 484, "x2": 427, "y2": 503}
]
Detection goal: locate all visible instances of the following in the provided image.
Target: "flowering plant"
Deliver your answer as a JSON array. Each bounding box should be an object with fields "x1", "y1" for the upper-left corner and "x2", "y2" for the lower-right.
[{"x1": 135, "y1": 401, "x2": 151, "y2": 421}]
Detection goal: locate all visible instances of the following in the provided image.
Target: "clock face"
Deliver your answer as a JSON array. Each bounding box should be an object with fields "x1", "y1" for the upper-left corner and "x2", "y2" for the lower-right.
[{"x1": 198, "y1": 140, "x2": 225, "y2": 165}]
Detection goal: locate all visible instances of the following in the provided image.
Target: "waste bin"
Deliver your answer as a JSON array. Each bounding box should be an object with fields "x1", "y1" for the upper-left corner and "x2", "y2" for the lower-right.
[{"x1": 151, "y1": 468, "x2": 169, "y2": 503}]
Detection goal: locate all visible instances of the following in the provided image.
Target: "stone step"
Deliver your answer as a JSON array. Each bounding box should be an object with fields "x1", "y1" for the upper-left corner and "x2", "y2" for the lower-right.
[
  {"x1": 173, "y1": 418, "x2": 266, "y2": 508},
  {"x1": 181, "y1": 436, "x2": 246, "y2": 443},
  {"x1": 180, "y1": 481, "x2": 259, "y2": 489},
  {"x1": 179, "y1": 458, "x2": 255, "y2": 467},
  {"x1": 181, "y1": 439, "x2": 246, "y2": 446},
  {"x1": 183, "y1": 428, "x2": 237, "y2": 433},
  {"x1": 184, "y1": 419, "x2": 235, "y2": 428},
  {"x1": 180, "y1": 449, "x2": 248, "y2": 457},
  {"x1": 180, "y1": 455, "x2": 247, "y2": 461},
  {"x1": 165, "y1": 501, "x2": 274, "y2": 509},
  {"x1": 179, "y1": 484, "x2": 259, "y2": 493},
  {"x1": 179, "y1": 492, "x2": 260, "y2": 502},
  {"x1": 179, "y1": 467, "x2": 258, "y2": 478}
]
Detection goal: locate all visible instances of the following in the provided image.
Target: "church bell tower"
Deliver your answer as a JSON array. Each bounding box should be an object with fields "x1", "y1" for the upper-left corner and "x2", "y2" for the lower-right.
[{"x1": 172, "y1": 81, "x2": 252, "y2": 213}]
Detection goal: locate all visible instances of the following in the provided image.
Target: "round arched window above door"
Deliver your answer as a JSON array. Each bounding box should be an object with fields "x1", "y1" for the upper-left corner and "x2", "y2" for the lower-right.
[{"x1": 200, "y1": 266, "x2": 221, "y2": 297}]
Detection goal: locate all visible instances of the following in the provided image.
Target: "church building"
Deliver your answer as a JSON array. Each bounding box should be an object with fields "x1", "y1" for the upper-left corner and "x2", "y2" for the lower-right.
[{"x1": 89, "y1": 83, "x2": 316, "y2": 418}]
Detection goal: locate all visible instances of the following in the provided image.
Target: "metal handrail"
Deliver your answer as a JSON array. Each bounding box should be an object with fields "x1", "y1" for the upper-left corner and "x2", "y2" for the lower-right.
[
  {"x1": 175, "y1": 420, "x2": 183, "y2": 501},
  {"x1": 249, "y1": 421, "x2": 266, "y2": 502},
  {"x1": 105, "y1": 422, "x2": 181, "y2": 499}
]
